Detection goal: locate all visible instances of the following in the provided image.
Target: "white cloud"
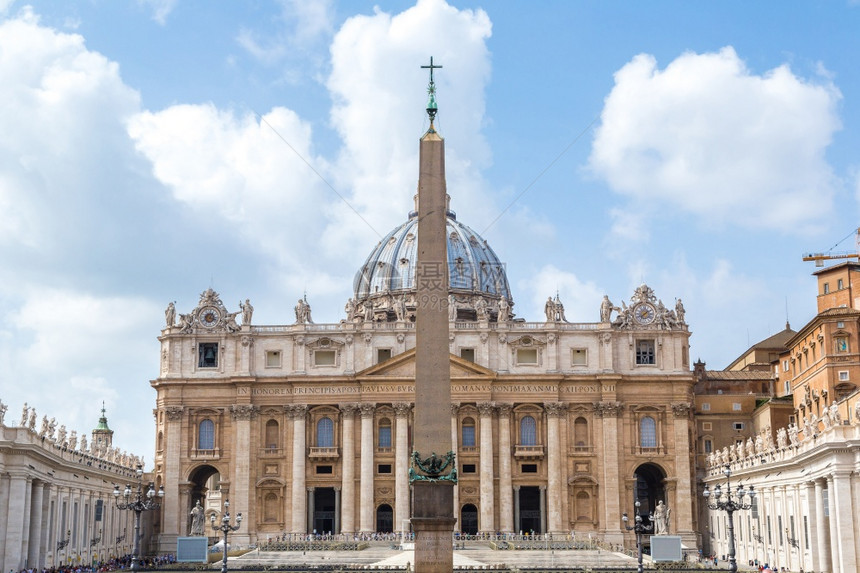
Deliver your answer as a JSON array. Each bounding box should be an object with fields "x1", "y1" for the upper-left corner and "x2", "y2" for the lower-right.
[
  {"x1": 138, "y1": 0, "x2": 177, "y2": 25},
  {"x1": 519, "y1": 265, "x2": 605, "y2": 323},
  {"x1": 589, "y1": 47, "x2": 842, "y2": 233},
  {"x1": 323, "y1": 0, "x2": 495, "y2": 262}
]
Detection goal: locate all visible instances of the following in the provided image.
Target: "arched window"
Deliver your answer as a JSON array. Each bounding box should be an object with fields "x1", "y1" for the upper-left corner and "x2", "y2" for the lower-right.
[
  {"x1": 198, "y1": 419, "x2": 215, "y2": 450},
  {"x1": 640, "y1": 416, "x2": 657, "y2": 448},
  {"x1": 317, "y1": 417, "x2": 334, "y2": 448},
  {"x1": 574, "y1": 417, "x2": 588, "y2": 450},
  {"x1": 520, "y1": 415, "x2": 537, "y2": 446},
  {"x1": 378, "y1": 418, "x2": 392, "y2": 448},
  {"x1": 157, "y1": 431, "x2": 164, "y2": 451},
  {"x1": 265, "y1": 419, "x2": 279, "y2": 450},
  {"x1": 576, "y1": 491, "x2": 592, "y2": 521},
  {"x1": 462, "y1": 417, "x2": 476, "y2": 447}
]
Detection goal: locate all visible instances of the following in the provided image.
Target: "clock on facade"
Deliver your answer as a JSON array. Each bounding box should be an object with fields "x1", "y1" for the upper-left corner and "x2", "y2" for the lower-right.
[
  {"x1": 633, "y1": 303, "x2": 656, "y2": 325},
  {"x1": 199, "y1": 307, "x2": 221, "y2": 328}
]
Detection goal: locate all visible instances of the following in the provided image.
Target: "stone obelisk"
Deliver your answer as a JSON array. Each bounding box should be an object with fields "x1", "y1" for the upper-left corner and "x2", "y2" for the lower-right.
[{"x1": 411, "y1": 57, "x2": 456, "y2": 573}]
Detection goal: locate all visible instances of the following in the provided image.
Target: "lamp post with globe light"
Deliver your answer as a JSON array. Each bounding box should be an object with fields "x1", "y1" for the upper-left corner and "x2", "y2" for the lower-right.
[
  {"x1": 113, "y1": 464, "x2": 164, "y2": 572},
  {"x1": 211, "y1": 499, "x2": 242, "y2": 573},
  {"x1": 703, "y1": 464, "x2": 754, "y2": 573},
  {"x1": 622, "y1": 500, "x2": 653, "y2": 573}
]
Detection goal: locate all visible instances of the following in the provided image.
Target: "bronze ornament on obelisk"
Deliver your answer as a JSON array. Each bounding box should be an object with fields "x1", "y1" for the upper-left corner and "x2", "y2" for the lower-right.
[{"x1": 409, "y1": 57, "x2": 456, "y2": 573}]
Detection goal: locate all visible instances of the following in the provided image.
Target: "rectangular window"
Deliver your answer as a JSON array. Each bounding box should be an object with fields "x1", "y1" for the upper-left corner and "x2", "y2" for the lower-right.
[
  {"x1": 521, "y1": 464, "x2": 538, "y2": 473},
  {"x1": 837, "y1": 321, "x2": 845, "y2": 328},
  {"x1": 767, "y1": 516, "x2": 772, "y2": 544},
  {"x1": 838, "y1": 278, "x2": 844, "y2": 289},
  {"x1": 314, "y1": 350, "x2": 336, "y2": 366},
  {"x1": 571, "y1": 348, "x2": 587, "y2": 366},
  {"x1": 377, "y1": 464, "x2": 392, "y2": 474},
  {"x1": 701, "y1": 403, "x2": 711, "y2": 411},
  {"x1": 823, "y1": 283, "x2": 830, "y2": 294},
  {"x1": 462, "y1": 425, "x2": 476, "y2": 447},
  {"x1": 778, "y1": 515, "x2": 783, "y2": 545},
  {"x1": 460, "y1": 348, "x2": 475, "y2": 362},
  {"x1": 198, "y1": 343, "x2": 218, "y2": 368},
  {"x1": 783, "y1": 359, "x2": 789, "y2": 372},
  {"x1": 516, "y1": 348, "x2": 538, "y2": 365},
  {"x1": 635, "y1": 340, "x2": 656, "y2": 365},
  {"x1": 804, "y1": 516, "x2": 809, "y2": 549},
  {"x1": 839, "y1": 370, "x2": 850, "y2": 381},
  {"x1": 784, "y1": 381, "x2": 791, "y2": 395},
  {"x1": 822, "y1": 488, "x2": 829, "y2": 516},
  {"x1": 316, "y1": 465, "x2": 333, "y2": 475},
  {"x1": 462, "y1": 464, "x2": 476, "y2": 474},
  {"x1": 376, "y1": 348, "x2": 392, "y2": 363},
  {"x1": 378, "y1": 426, "x2": 392, "y2": 448},
  {"x1": 732, "y1": 402, "x2": 742, "y2": 411},
  {"x1": 733, "y1": 422, "x2": 745, "y2": 431},
  {"x1": 702, "y1": 422, "x2": 712, "y2": 431},
  {"x1": 704, "y1": 439, "x2": 713, "y2": 453},
  {"x1": 265, "y1": 350, "x2": 281, "y2": 368}
]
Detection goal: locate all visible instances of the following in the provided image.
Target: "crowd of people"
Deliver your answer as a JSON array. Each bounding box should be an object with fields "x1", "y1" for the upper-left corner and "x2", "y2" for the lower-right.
[{"x1": 11, "y1": 554, "x2": 176, "y2": 573}]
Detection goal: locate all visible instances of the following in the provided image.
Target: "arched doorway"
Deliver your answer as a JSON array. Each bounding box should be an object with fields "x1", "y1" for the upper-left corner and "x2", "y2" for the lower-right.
[
  {"x1": 633, "y1": 463, "x2": 667, "y2": 526},
  {"x1": 188, "y1": 465, "x2": 221, "y2": 535},
  {"x1": 376, "y1": 504, "x2": 393, "y2": 533},
  {"x1": 460, "y1": 504, "x2": 478, "y2": 535}
]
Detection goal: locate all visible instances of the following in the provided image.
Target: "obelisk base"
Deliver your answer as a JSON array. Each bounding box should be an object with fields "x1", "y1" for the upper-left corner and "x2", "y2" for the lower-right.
[{"x1": 412, "y1": 483, "x2": 455, "y2": 573}]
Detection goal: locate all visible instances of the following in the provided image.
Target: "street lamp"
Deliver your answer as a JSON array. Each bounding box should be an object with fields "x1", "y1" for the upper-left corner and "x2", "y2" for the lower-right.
[
  {"x1": 703, "y1": 464, "x2": 754, "y2": 573},
  {"x1": 113, "y1": 464, "x2": 164, "y2": 572},
  {"x1": 210, "y1": 499, "x2": 242, "y2": 573},
  {"x1": 622, "y1": 500, "x2": 653, "y2": 573},
  {"x1": 57, "y1": 529, "x2": 71, "y2": 553}
]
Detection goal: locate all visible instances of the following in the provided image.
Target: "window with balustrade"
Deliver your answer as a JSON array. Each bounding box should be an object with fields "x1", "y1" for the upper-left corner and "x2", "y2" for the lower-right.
[
  {"x1": 198, "y1": 419, "x2": 215, "y2": 450},
  {"x1": 639, "y1": 416, "x2": 657, "y2": 448},
  {"x1": 317, "y1": 417, "x2": 334, "y2": 448}
]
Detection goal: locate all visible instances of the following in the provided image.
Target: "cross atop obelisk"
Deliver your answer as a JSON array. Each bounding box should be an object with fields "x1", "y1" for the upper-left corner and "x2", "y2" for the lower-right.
[
  {"x1": 410, "y1": 56, "x2": 456, "y2": 573},
  {"x1": 421, "y1": 56, "x2": 442, "y2": 129}
]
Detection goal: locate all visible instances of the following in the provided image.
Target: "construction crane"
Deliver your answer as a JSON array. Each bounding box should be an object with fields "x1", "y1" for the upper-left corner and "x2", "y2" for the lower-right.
[{"x1": 802, "y1": 227, "x2": 860, "y2": 267}]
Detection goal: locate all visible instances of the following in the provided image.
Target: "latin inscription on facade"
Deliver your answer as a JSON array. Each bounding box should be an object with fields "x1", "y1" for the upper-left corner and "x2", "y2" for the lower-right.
[{"x1": 238, "y1": 382, "x2": 616, "y2": 396}]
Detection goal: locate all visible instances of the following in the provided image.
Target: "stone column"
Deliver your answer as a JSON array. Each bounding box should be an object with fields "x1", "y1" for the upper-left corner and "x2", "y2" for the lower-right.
[
  {"x1": 670, "y1": 403, "x2": 694, "y2": 538},
  {"x1": 545, "y1": 402, "x2": 566, "y2": 533},
  {"x1": 477, "y1": 401, "x2": 495, "y2": 533},
  {"x1": 497, "y1": 403, "x2": 513, "y2": 533},
  {"x1": 159, "y1": 406, "x2": 183, "y2": 551},
  {"x1": 596, "y1": 401, "x2": 624, "y2": 542},
  {"x1": 831, "y1": 471, "x2": 856, "y2": 572},
  {"x1": 38, "y1": 482, "x2": 52, "y2": 569},
  {"x1": 826, "y1": 475, "x2": 838, "y2": 573},
  {"x1": 3, "y1": 473, "x2": 28, "y2": 573},
  {"x1": 307, "y1": 488, "x2": 315, "y2": 533},
  {"x1": 334, "y1": 487, "x2": 341, "y2": 534},
  {"x1": 513, "y1": 486, "x2": 521, "y2": 533},
  {"x1": 359, "y1": 403, "x2": 376, "y2": 533},
  {"x1": 290, "y1": 405, "x2": 308, "y2": 533},
  {"x1": 28, "y1": 479, "x2": 44, "y2": 569},
  {"x1": 451, "y1": 404, "x2": 460, "y2": 530},
  {"x1": 804, "y1": 481, "x2": 821, "y2": 572},
  {"x1": 814, "y1": 478, "x2": 830, "y2": 573},
  {"x1": 339, "y1": 404, "x2": 357, "y2": 534},
  {"x1": 230, "y1": 404, "x2": 255, "y2": 544},
  {"x1": 394, "y1": 402, "x2": 411, "y2": 534}
]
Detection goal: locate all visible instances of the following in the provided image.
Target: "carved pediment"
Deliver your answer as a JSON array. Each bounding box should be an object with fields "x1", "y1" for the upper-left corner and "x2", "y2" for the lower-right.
[{"x1": 356, "y1": 348, "x2": 496, "y2": 380}]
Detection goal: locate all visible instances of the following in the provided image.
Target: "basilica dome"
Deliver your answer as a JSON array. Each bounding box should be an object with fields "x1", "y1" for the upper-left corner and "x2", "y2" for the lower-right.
[{"x1": 349, "y1": 198, "x2": 513, "y2": 323}]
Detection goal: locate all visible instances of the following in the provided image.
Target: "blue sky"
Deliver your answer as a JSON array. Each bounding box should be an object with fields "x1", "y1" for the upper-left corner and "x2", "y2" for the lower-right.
[{"x1": 1, "y1": 0, "x2": 859, "y2": 461}]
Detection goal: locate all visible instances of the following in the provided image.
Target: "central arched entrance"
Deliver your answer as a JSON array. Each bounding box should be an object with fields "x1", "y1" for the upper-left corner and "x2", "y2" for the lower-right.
[
  {"x1": 460, "y1": 504, "x2": 478, "y2": 534},
  {"x1": 633, "y1": 463, "x2": 667, "y2": 527},
  {"x1": 376, "y1": 504, "x2": 393, "y2": 533}
]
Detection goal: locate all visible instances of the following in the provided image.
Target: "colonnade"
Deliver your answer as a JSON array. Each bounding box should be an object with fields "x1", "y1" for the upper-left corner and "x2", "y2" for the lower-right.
[
  {"x1": 286, "y1": 400, "x2": 571, "y2": 535},
  {"x1": 707, "y1": 472, "x2": 859, "y2": 573},
  {"x1": 0, "y1": 474, "x2": 133, "y2": 572}
]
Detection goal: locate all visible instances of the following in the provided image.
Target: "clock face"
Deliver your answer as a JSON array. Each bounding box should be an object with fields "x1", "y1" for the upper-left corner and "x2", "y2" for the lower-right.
[
  {"x1": 199, "y1": 307, "x2": 221, "y2": 328},
  {"x1": 633, "y1": 303, "x2": 656, "y2": 325}
]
